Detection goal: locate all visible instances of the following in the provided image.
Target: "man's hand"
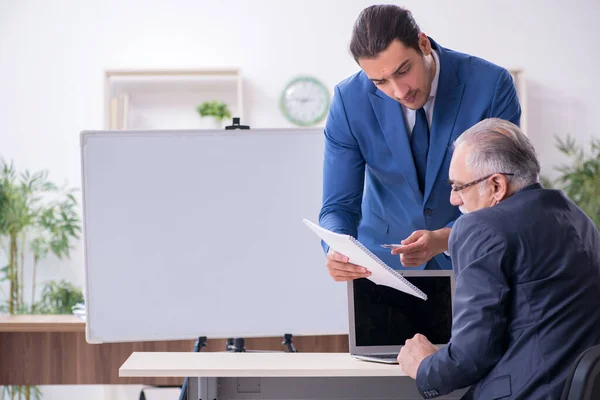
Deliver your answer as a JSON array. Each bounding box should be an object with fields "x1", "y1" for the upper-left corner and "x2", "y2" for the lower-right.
[
  {"x1": 326, "y1": 249, "x2": 371, "y2": 281},
  {"x1": 397, "y1": 334, "x2": 438, "y2": 379},
  {"x1": 391, "y1": 228, "x2": 451, "y2": 267}
]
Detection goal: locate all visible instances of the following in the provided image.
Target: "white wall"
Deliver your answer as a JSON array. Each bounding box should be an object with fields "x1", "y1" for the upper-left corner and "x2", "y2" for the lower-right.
[
  {"x1": 1, "y1": 0, "x2": 599, "y2": 399},
  {"x1": 1, "y1": 0, "x2": 599, "y2": 291}
]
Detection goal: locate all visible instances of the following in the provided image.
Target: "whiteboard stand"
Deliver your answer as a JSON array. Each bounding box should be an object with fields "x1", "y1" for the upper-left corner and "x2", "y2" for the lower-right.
[
  {"x1": 176, "y1": 334, "x2": 299, "y2": 400},
  {"x1": 224, "y1": 117, "x2": 250, "y2": 130},
  {"x1": 178, "y1": 336, "x2": 207, "y2": 400},
  {"x1": 225, "y1": 334, "x2": 298, "y2": 353}
]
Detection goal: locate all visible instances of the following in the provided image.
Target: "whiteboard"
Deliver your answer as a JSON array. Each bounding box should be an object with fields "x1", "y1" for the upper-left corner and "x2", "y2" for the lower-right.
[{"x1": 80, "y1": 128, "x2": 348, "y2": 343}]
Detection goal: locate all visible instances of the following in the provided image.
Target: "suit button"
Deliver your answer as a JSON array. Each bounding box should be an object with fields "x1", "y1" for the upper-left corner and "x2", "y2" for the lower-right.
[{"x1": 424, "y1": 208, "x2": 433, "y2": 216}]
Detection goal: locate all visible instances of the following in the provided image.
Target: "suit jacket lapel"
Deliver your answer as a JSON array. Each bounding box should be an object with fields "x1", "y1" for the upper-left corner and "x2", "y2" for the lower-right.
[
  {"x1": 369, "y1": 90, "x2": 423, "y2": 203},
  {"x1": 424, "y1": 41, "x2": 465, "y2": 203}
]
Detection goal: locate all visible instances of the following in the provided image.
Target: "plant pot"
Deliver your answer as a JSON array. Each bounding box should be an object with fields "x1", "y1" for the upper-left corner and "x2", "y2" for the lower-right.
[{"x1": 200, "y1": 116, "x2": 223, "y2": 130}]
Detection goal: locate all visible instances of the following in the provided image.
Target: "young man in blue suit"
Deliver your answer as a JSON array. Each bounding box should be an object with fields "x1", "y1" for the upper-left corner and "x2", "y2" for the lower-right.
[
  {"x1": 320, "y1": 4, "x2": 521, "y2": 278},
  {"x1": 397, "y1": 118, "x2": 600, "y2": 399}
]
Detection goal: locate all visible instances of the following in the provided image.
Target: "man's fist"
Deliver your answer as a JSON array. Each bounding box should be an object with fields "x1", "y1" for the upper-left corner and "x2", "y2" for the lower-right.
[{"x1": 326, "y1": 249, "x2": 371, "y2": 281}]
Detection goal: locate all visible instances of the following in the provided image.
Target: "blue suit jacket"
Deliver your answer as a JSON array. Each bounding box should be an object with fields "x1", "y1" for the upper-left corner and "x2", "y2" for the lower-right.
[
  {"x1": 417, "y1": 184, "x2": 600, "y2": 399},
  {"x1": 319, "y1": 38, "x2": 521, "y2": 270}
]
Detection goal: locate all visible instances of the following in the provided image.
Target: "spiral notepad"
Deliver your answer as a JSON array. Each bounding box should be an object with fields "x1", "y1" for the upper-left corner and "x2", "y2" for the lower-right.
[{"x1": 303, "y1": 219, "x2": 427, "y2": 300}]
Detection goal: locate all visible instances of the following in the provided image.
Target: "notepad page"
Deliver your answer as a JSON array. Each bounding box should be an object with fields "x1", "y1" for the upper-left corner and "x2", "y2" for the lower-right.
[{"x1": 303, "y1": 219, "x2": 427, "y2": 300}]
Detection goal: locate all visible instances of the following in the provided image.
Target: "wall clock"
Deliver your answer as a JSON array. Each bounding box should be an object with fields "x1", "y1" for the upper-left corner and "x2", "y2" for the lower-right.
[{"x1": 280, "y1": 76, "x2": 330, "y2": 126}]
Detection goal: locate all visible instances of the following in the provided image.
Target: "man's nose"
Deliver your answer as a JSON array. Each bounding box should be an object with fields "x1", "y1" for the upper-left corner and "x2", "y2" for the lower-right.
[
  {"x1": 450, "y1": 190, "x2": 462, "y2": 206},
  {"x1": 390, "y1": 79, "x2": 410, "y2": 99}
]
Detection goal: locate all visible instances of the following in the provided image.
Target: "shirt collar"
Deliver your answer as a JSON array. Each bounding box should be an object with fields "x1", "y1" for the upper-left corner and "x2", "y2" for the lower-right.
[
  {"x1": 515, "y1": 182, "x2": 543, "y2": 194},
  {"x1": 429, "y1": 49, "x2": 440, "y2": 101}
]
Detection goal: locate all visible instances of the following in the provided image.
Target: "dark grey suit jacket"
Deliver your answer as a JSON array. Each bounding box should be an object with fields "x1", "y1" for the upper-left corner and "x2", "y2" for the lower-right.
[{"x1": 416, "y1": 183, "x2": 600, "y2": 399}]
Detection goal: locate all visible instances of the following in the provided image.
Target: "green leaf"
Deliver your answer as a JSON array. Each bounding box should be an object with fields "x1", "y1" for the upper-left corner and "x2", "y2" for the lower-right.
[
  {"x1": 0, "y1": 265, "x2": 8, "y2": 282},
  {"x1": 37, "y1": 279, "x2": 84, "y2": 314},
  {"x1": 0, "y1": 158, "x2": 82, "y2": 315},
  {"x1": 550, "y1": 135, "x2": 600, "y2": 228},
  {"x1": 196, "y1": 101, "x2": 232, "y2": 121}
]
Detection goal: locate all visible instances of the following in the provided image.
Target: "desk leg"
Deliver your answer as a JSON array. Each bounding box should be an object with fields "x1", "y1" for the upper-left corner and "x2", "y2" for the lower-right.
[{"x1": 188, "y1": 377, "x2": 218, "y2": 400}]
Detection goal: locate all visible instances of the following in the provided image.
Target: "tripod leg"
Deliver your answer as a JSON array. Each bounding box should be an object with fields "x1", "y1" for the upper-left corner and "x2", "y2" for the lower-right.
[
  {"x1": 283, "y1": 333, "x2": 297, "y2": 352},
  {"x1": 179, "y1": 336, "x2": 207, "y2": 400}
]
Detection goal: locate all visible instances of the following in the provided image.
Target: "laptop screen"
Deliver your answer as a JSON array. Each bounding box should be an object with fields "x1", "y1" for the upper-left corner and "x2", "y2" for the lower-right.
[{"x1": 353, "y1": 275, "x2": 453, "y2": 347}]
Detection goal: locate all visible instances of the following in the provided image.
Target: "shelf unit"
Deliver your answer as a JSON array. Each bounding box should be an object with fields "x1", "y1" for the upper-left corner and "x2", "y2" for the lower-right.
[
  {"x1": 508, "y1": 68, "x2": 527, "y2": 135},
  {"x1": 104, "y1": 68, "x2": 243, "y2": 130}
]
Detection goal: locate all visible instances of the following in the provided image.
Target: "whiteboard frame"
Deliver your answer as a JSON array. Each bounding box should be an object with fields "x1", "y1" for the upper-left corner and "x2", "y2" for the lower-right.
[{"x1": 80, "y1": 128, "x2": 347, "y2": 344}]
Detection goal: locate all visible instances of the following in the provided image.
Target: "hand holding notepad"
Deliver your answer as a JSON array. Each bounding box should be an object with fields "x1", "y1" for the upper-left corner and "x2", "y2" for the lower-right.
[{"x1": 303, "y1": 219, "x2": 427, "y2": 300}]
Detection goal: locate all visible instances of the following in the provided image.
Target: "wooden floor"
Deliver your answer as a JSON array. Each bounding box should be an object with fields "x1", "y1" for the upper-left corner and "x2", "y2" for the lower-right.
[{"x1": 0, "y1": 315, "x2": 349, "y2": 385}]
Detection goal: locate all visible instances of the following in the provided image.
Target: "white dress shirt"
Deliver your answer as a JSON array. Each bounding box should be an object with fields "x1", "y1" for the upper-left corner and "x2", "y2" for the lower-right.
[
  {"x1": 401, "y1": 49, "x2": 440, "y2": 135},
  {"x1": 401, "y1": 50, "x2": 449, "y2": 256}
]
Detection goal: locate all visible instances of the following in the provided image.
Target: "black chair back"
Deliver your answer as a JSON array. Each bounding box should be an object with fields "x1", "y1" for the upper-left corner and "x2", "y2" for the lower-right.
[{"x1": 561, "y1": 345, "x2": 600, "y2": 400}]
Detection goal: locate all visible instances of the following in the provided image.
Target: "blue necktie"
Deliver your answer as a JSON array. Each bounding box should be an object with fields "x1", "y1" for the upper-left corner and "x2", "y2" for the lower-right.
[
  {"x1": 411, "y1": 108, "x2": 439, "y2": 270},
  {"x1": 411, "y1": 107, "x2": 429, "y2": 193}
]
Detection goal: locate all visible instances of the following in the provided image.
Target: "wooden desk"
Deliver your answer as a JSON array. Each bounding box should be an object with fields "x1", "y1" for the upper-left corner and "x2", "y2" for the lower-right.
[
  {"x1": 120, "y1": 352, "x2": 468, "y2": 399},
  {"x1": 0, "y1": 315, "x2": 348, "y2": 385},
  {"x1": 120, "y1": 352, "x2": 403, "y2": 377}
]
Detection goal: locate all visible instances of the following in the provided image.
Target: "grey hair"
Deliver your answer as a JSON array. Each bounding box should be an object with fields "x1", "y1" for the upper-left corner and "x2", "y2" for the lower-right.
[{"x1": 453, "y1": 118, "x2": 540, "y2": 191}]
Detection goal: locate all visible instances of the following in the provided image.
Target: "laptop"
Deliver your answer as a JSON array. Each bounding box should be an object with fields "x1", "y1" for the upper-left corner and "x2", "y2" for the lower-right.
[{"x1": 347, "y1": 270, "x2": 456, "y2": 364}]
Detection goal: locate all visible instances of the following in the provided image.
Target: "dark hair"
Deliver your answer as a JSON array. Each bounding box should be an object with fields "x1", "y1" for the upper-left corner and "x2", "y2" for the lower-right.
[{"x1": 349, "y1": 4, "x2": 421, "y2": 62}]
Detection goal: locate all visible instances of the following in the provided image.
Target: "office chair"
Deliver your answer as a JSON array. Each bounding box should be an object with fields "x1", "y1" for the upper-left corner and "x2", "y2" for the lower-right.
[{"x1": 561, "y1": 344, "x2": 600, "y2": 400}]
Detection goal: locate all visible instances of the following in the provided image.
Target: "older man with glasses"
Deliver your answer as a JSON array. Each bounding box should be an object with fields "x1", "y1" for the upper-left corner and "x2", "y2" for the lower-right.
[{"x1": 396, "y1": 118, "x2": 600, "y2": 400}]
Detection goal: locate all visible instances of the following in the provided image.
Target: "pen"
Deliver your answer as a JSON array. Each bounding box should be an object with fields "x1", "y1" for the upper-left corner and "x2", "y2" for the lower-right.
[{"x1": 381, "y1": 244, "x2": 402, "y2": 249}]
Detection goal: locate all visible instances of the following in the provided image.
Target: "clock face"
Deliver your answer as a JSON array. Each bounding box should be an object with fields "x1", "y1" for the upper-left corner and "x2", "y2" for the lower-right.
[{"x1": 280, "y1": 76, "x2": 330, "y2": 126}]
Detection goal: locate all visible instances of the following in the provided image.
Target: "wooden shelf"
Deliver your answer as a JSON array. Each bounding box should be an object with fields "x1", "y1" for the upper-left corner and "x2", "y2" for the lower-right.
[
  {"x1": 0, "y1": 314, "x2": 84, "y2": 332},
  {"x1": 508, "y1": 68, "x2": 527, "y2": 135},
  {"x1": 104, "y1": 68, "x2": 243, "y2": 130}
]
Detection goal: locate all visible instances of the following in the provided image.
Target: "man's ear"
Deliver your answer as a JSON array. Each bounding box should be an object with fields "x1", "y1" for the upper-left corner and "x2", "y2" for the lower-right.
[
  {"x1": 418, "y1": 32, "x2": 431, "y2": 56},
  {"x1": 491, "y1": 174, "x2": 509, "y2": 201}
]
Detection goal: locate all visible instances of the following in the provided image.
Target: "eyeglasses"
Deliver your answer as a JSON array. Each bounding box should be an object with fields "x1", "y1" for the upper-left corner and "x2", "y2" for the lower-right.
[{"x1": 451, "y1": 173, "x2": 514, "y2": 192}]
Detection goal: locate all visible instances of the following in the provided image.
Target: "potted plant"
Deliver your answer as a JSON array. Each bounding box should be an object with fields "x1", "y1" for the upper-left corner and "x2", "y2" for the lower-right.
[
  {"x1": 0, "y1": 160, "x2": 82, "y2": 315},
  {"x1": 196, "y1": 101, "x2": 232, "y2": 129},
  {"x1": 0, "y1": 160, "x2": 84, "y2": 399},
  {"x1": 543, "y1": 135, "x2": 600, "y2": 228}
]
